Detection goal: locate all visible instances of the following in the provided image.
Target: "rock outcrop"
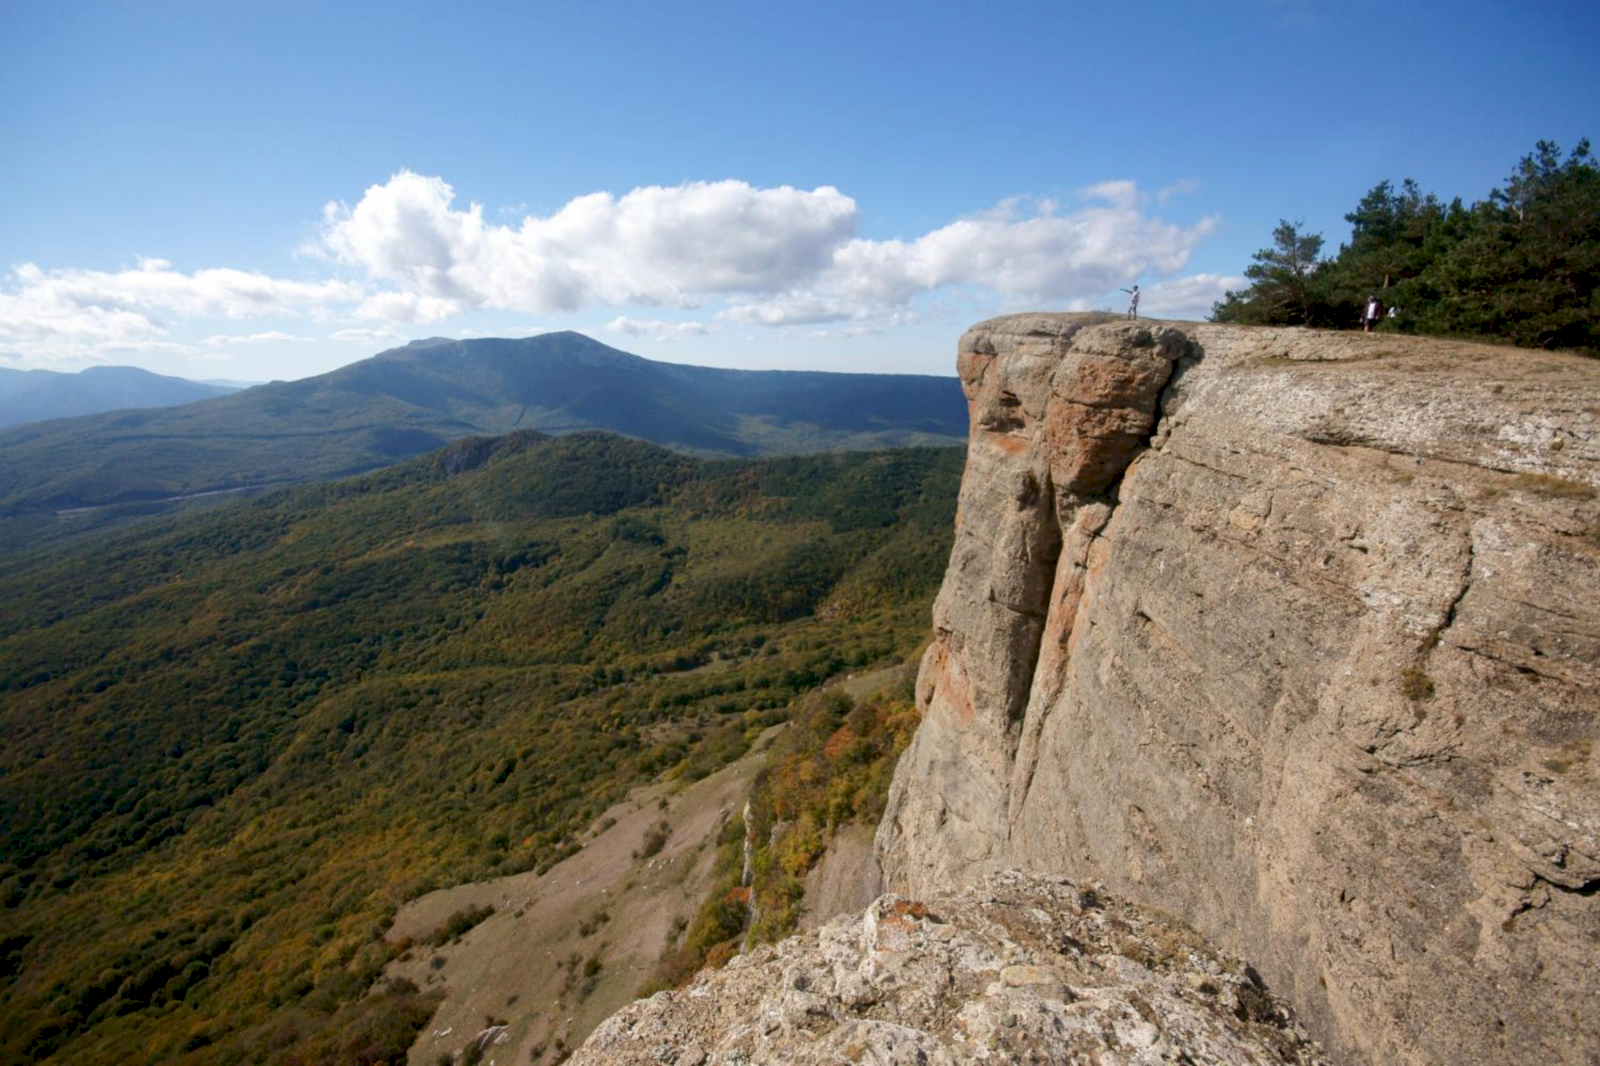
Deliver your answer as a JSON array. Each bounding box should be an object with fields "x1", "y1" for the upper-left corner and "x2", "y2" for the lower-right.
[
  {"x1": 875, "y1": 315, "x2": 1600, "y2": 1064},
  {"x1": 574, "y1": 870, "x2": 1324, "y2": 1065}
]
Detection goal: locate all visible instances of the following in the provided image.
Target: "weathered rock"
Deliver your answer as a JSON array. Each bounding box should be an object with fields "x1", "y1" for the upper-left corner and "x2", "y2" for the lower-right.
[
  {"x1": 572, "y1": 871, "x2": 1325, "y2": 1065},
  {"x1": 877, "y1": 315, "x2": 1600, "y2": 1065}
]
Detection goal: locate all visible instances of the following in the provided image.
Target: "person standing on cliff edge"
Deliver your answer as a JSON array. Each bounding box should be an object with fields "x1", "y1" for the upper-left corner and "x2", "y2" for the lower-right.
[{"x1": 1122, "y1": 284, "x2": 1140, "y2": 319}]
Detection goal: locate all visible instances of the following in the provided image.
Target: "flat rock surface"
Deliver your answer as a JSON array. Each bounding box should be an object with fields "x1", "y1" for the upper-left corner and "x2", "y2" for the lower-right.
[{"x1": 573, "y1": 870, "x2": 1324, "y2": 1065}]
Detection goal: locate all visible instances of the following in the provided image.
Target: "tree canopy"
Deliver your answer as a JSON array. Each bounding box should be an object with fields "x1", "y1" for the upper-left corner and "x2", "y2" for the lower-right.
[{"x1": 1212, "y1": 139, "x2": 1599, "y2": 354}]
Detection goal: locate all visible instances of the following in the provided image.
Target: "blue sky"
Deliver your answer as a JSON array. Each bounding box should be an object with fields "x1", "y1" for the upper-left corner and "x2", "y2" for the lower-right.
[{"x1": 2, "y1": 0, "x2": 1595, "y2": 380}]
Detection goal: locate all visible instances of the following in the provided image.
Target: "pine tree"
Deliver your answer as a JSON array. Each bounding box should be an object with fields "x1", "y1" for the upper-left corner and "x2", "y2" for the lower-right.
[
  {"x1": 1419, "y1": 140, "x2": 1599, "y2": 350},
  {"x1": 1211, "y1": 139, "x2": 1598, "y2": 354},
  {"x1": 1211, "y1": 221, "x2": 1328, "y2": 326}
]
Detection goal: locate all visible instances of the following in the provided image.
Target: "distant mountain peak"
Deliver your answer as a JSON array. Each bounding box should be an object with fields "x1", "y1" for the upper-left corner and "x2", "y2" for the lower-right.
[{"x1": 0, "y1": 333, "x2": 966, "y2": 513}]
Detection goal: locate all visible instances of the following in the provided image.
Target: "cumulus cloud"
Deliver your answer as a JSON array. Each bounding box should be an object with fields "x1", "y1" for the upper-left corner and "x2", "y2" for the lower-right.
[
  {"x1": 353, "y1": 291, "x2": 463, "y2": 324},
  {"x1": 320, "y1": 172, "x2": 1219, "y2": 332},
  {"x1": 320, "y1": 172, "x2": 858, "y2": 315},
  {"x1": 0, "y1": 259, "x2": 361, "y2": 362},
  {"x1": 1136, "y1": 273, "x2": 1247, "y2": 320},
  {"x1": 725, "y1": 190, "x2": 1216, "y2": 326},
  {"x1": 605, "y1": 316, "x2": 711, "y2": 341},
  {"x1": 1, "y1": 172, "x2": 1232, "y2": 365}
]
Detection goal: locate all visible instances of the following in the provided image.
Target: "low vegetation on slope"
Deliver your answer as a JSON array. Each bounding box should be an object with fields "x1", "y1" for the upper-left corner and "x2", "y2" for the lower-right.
[
  {"x1": 0, "y1": 430, "x2": 961, "y2": 1065},
  {"x1": 645, "y1": 670, "x2": 922, "y2": 991}
]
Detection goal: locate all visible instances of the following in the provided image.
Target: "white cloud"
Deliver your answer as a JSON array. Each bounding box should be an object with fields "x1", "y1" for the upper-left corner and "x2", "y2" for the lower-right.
[
  {"x1": 605, "y1": 316, "x2": 711, "y2": 341},
  {"x1": 202, "y1": 331, "x2": 311, "y2": 346},
  {"x1": 725, "y1": 192, "x2": 1217, "y2": 327},
  {"x1": 719, "y1": 294, "x2": 860, "y2": 327},
  {"x1": 1157, "y1": 178, "x2": 1201, "y2": 206},
  {"x1": 320, "y1": 172, "x2": 859, "y2": 316},
  {"x1": 353, "y1": 291, "x2": 463, "y2": 324},
  {"x1": 0, "y1": 260, "x2": 362, "y2": 363},
  {"x1": 1080, "y1": 180, "x2": 1140, "y2": 211},
  {"x1": 317, "y1": 173, "x2": 1219, "y2": 332},
  {"x1": 0, "y1": 172, "x2": 1233, "y2": 365},
  {"x1": 1135, "y1": 273, "x2": 1248, "y2": 320},
  {"x1": 331, "y1": 327, "x2": 407, "y2": 344}
]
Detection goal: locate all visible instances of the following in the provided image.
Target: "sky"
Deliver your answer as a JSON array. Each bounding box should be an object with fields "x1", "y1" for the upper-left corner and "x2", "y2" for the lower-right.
[{"x1": 1, "y1": 0, "x2": 1595, "y2": 381}]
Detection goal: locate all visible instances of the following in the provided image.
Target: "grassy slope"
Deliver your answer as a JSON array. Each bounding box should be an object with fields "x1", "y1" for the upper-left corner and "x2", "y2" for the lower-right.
[
  {"x1": 0, "y1": 332, "x2": 965, "y2": 514},
  {"x1": 0, "y1": 430, "x2": 961, "y2": 1065}
]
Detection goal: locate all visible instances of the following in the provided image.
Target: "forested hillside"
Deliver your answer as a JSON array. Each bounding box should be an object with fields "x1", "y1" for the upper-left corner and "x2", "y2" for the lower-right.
[
  {"x1": 1212, "y1": 139, "x2": 1598, "y2": 353},
  {"x1": 0, "y1": 431, "x2": 961, "y2": 1065},
  {"x1": 0, "y1": 332, "x2": 965, "y2": 516}
]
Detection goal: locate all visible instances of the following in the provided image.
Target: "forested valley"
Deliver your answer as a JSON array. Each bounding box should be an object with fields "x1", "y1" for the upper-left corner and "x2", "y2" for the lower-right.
[{"x1": 0, "y1": 430, "x2": 961, "y2": 1065}]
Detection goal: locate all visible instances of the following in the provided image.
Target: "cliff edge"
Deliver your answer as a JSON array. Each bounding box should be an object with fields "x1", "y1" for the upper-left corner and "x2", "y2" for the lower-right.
[
  {"x1": 575, "y1": 871, "x2": 1325, "y2": 1065},
  {"x1": 875, "y1": 314, "x2": 1600, "y2": 1064}
]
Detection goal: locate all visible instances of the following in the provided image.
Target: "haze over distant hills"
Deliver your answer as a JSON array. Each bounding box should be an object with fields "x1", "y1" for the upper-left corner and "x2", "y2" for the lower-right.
[
  {"x1": 0, "y1": 365, "x2": 237, "y2": 429},
  {"x1": 0, "y1": 332, "x2": 965, "y2": 514}
]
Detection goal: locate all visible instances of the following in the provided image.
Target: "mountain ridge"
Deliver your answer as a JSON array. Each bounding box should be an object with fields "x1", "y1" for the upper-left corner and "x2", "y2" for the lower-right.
[
  {"x1": 0, "y1": 332, "x2": 965, "y2": 515},
  {"x1": 0, "y1": 364, "x2": 236, "y2": 429}
]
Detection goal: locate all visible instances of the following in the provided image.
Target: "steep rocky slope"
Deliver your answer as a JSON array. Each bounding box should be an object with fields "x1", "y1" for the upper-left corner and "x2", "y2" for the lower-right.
[
  {"x1": 388, "y1": 730, "x2": 779, "y2": 1066},
  {"x1": 576, "y1": 871, "x2": 1324, "y2": 1066},
  {"x1": 874, "y1": 315, "x2": 1600, "y2": 1064}
]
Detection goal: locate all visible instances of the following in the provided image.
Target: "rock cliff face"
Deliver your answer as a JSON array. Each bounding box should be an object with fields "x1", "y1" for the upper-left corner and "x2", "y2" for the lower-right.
[{"x1": 875, "y1": 315, "x2": 1600, "y2": 1065}]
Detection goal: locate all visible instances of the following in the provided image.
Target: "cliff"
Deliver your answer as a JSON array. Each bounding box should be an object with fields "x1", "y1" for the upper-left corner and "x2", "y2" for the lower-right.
[{"x1": 874, "y1": 314, "x2": 1600, "y2": 1064}]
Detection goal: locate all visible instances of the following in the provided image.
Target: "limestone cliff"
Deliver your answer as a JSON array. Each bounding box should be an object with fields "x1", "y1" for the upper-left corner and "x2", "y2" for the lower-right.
[{"x1": 874, "y1": 315, "x2": 1600, "y2": 1064}]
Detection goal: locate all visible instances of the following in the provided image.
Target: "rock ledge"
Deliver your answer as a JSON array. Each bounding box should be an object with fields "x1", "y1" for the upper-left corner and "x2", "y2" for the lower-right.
[{"x1": 573, "y1": 871, "x2": 1323, "y2": 1065}]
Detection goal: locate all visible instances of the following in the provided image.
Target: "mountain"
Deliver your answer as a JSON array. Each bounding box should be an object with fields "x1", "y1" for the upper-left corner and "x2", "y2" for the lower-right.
[
  {"x1": 0, "y1": 332, "x2": 966, "y2": 515},
  {"x1": 876, "y1": 314, "x2": 1600, "y2": 1064},
  {"x1": 0, "y1": 429, "x2": 963, "y2": 1065},
  {"x1": 0, "y1": 365, "x2": 236, "y2": 429}
]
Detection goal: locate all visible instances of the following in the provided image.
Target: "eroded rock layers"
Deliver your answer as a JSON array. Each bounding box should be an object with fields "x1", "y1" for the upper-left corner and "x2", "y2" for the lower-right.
[{"x1": 876, "y1": 315, "x2": 1600, "y2": 1065}]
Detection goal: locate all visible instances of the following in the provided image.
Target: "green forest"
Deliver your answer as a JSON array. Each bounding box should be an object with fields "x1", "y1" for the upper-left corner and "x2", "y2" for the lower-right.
[
  {"x1": 0, "y1": 430, "x2": 962, "y2": 1066},
  {"x1": 1211, "y1": 139, "x2": 1599, "y2": 353}
]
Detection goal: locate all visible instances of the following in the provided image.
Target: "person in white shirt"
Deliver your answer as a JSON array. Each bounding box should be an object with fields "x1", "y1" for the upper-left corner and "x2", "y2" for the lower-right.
[{"x1": 1363, "y1": 295, "x2": 1383, "y2": 332}]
